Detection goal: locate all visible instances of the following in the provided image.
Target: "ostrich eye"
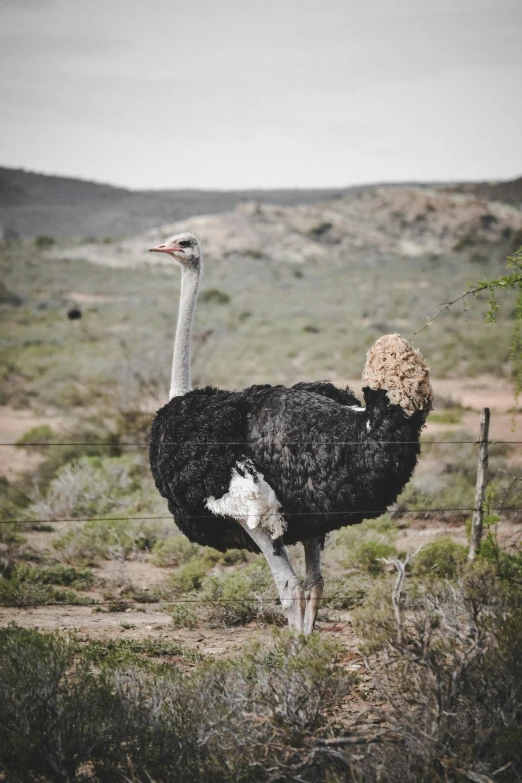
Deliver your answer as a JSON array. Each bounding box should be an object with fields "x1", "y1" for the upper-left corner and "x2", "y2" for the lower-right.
[{"x1": 178, "y1": 239, "x2": 191, "y2": 248}]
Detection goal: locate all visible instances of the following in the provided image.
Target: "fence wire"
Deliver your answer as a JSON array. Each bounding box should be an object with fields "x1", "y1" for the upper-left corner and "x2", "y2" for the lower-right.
[
  {"x1": 0, "y1": 596, "x2": 394, "y2": 610},
  {"x1": 2, "y1": 507, "x2": 522, "y2": 527},
  {"x1": 1, "y1": 440, "x2": 520, "y2": 446},
  {"x1": 1, "y1": 428, "x2": 520, "y2": 610}
]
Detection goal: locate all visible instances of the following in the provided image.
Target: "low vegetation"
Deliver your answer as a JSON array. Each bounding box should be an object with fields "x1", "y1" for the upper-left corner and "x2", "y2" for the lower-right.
[
  {"x1": 0, "y1": 235, "x2": 518, "y2": 412},
  {"x1": 0, "y1": 217, "x2": 521, "y2": 779},
  {"x1": 0, "y1": 627, "x2": 353, "y2": 783},
  {"x1": 1, "y1": 552, "x2": 522, "y2": 782},
  {"x1": 0, "y1": 564, "x2": 94, "y2": 607},
  {"x1": 352, "y1": 560, "x2": 522, "y2": 781},
  {"x1": 199, "y1": 562, "x2": 283, "y2": 627}
]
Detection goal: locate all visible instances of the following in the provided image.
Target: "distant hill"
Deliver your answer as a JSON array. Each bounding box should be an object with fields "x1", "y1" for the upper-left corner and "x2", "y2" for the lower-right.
[
  {"x1": 1, "y1": 166, "x2": 520, "y2": 239},
  {"x1": 57, "y1": 184, "x2": 521, "y2": 272},
  {"x1": 442, "y1": 177, "x2": 522, "y2": 207},
  {"x1": 0, "y1": 167, "x2": 354, "y2": 239}
]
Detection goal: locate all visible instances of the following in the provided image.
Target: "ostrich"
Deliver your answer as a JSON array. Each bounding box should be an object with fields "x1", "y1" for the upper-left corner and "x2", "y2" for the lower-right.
[{"x1": 148, "y1": 232, "x2": 433, "y2": 634}]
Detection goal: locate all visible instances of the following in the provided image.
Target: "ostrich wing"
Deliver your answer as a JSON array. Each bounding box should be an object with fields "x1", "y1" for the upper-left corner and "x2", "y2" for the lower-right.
[
  {"x1": 246, "y1": 386, "x2": 366, "y2": 512},
  {"x1": 245, "y1": 385, "x2": 421, "y2": 541},
  {"x1": 291, "y1": 381, "x2": 361, "y2": 407}
]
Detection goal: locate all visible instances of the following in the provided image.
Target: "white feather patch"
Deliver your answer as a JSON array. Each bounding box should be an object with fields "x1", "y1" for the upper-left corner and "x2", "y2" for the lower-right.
[{"x1": 206, "y1": 461, "x2": 286, "y2": 539}]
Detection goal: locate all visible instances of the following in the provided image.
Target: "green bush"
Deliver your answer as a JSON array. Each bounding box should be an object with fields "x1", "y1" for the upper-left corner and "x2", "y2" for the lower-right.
[
  {"x1": 32, "y1": 454, "x2": 142, "y2": 521},
  {"x1": 0, "y1": 566, "x2": 93, "y2": 606},
  {"x1": 429, "y1": 409, "x2": 463, "y2": 424},
  {"x1": 81, "y1": 636, "x2": 202, "y2": 665},
  {"x1": 171, "y1": 604, "x2": 198, "y2": 629},
  {"x1": 0, "y1": 474, "x2": 31, "y2": 527},
  {"x1": 53, "y1": 517, "x2": 163, "y2": 565},
  {"x1": 113, "y1": 582, "x2": 163, "y2": 603},
  {"x1": 412, "y1": 537, "x2": 468, "y2": 580},
  {"x1": 152, "y1": 534, "x2": 200, "y2": 566},
  {"x1": 213, "y1": 547, "x2": 249, "y2": 565},
  {"x1": 325, "y1": 574, "x2": 372, "y2": 609},
  {"x1": 17, "y1": 424, "x2": 57, "y2": 445},
  {"x1": 35, "y1": 235, "x2": 55, "y2": 249},
  {"x1": 200, "y1": 563, "x2": 282, "y2": 626},
  {"x1": 199, "y1": 287, "x2": 230, "y2": 304},
  {"x1": 346, "y1": 539, "x2": 397, "y2": 573},
  {"x1": 0, "y1": 625, "x2": 129, "y2": 777},
  {"x1": 167, "y1": 557, "x2": 211, "y2": 594},
  {"x1": 328, "y1": 518, "x2": 398, "y2": 574},
  {"x1": 28, "y1": 564, "x2": 94, "y2": 588},
  {"x1": 24, "y1": 426, "x2": 122, "y2": 492}
]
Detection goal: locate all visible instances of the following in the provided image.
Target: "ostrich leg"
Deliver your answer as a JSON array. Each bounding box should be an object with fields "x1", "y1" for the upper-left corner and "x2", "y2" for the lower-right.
[
  {"x1": 303, "y1": 537, "x2": 324, "y2": 635},
  {"x1": 238, "y1": 522, "x2": 305, "y2": 632}
]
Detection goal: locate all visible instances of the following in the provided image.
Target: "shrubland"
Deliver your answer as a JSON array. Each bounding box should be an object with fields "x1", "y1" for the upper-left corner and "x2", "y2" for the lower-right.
[
  {"x1": 1, "y1": 552, "x2": 522, "y2": 782},
  {"x1": 0, "y1": 626, "x2": 353, "y2": 783},
  {"x1": 0, "y1": 238, "x2": 518, "y2": 412},
  {"x1": 0, "y1": 235, "x2": 521, "y2": 780}
]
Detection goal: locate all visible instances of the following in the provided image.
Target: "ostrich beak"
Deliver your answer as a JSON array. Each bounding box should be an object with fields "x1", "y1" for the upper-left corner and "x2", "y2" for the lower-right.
[{"x1": 149, "y1": 244, "x2": 181, "y2": 254}]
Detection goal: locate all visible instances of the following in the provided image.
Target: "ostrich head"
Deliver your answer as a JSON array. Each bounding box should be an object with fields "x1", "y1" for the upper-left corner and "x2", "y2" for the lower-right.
[{"x1": 148, "y1": 231, "x2": 201, "y2": 268}]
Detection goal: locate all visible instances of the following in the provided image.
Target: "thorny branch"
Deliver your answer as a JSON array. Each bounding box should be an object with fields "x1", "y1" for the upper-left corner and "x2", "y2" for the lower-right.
[{"x1": 412, "y1": 248, "x2": 522, "y2": 337}]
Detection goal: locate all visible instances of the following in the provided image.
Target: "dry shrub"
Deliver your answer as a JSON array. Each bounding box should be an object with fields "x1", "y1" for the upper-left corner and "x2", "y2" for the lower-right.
[
  {"x1": 0, "y1": 626, "x2": 352, "y2": 783},
  {"x1": 170, "y1": 603, "x2": 198, "y2": 628},
  {"x1": 352, "y1": 560, "x2": 522, "y2": 781}
]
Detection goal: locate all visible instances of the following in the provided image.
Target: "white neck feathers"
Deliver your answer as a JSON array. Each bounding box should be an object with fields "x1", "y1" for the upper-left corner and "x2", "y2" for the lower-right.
[{"x1": 169, "y1": 262, "x2": 201, "y2": 399}]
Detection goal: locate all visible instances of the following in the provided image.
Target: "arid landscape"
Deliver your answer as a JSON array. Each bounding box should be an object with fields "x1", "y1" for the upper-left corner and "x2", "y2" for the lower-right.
[{"x1": 1, "y1": 168, "x2": 522, "y2": 781}]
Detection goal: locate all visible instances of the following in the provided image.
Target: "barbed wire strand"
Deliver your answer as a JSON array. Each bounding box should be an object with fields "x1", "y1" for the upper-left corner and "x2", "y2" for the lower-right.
[
  {"x1": 0, "y1": 595, "x2": 446, "y2": 609},
  {"x1": 1, "y1": 440, "x2": 520, "y2": 447},
  {"x1": 2, "y1": 507, "x2": 522, "y2": 527}
]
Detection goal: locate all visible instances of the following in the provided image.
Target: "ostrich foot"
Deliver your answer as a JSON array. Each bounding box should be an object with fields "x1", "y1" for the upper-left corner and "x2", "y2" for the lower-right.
[
  {"x1": 303, "y1": 579, "x2": 324, "y2": 635},
  {"x1": 281, "y1": 582, "x2": 306, "y2": 632}
]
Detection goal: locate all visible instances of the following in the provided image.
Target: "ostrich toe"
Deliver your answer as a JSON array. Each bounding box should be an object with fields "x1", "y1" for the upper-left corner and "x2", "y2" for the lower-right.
[
  {"x1": 281, "y1": 582, "x2": 306, "y2": 632},
  {"x1": 303, "y1": 579, "x2": 324, "y2": 635}
]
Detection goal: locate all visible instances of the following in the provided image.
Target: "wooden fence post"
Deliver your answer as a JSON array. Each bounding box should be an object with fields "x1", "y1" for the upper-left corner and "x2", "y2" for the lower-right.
[{"x1": 468, "y1": 407, "x2": 490, "y2": 561}]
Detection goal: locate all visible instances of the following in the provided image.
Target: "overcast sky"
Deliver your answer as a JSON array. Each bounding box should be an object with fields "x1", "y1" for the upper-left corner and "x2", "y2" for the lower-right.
[{"x1": 0, "y1": 0, "x2": 520, "y2": 190}]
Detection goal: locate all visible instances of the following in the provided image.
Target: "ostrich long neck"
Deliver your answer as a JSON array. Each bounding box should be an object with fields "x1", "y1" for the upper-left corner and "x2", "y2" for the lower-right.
[{"x1": 170, "y1": 263, "x2": 201, "y2": 399}]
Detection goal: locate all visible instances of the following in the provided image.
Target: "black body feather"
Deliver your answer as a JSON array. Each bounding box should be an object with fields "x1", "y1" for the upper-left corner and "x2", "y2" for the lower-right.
[{"x1": 149, "y1": 381, "x2": 426, "y2": 552}]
